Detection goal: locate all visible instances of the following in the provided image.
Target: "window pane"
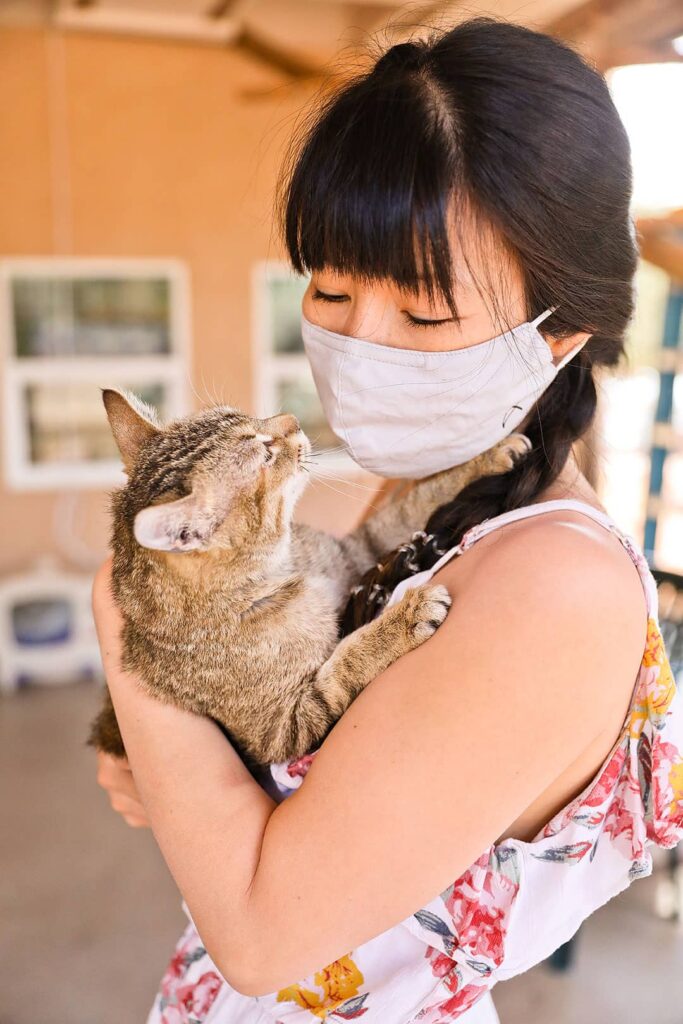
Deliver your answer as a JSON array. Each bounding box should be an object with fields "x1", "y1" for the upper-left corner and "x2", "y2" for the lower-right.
[
  {"x1": 23, "y1": 382, "x2": 165, "y2": 465},
  {"x1": 12, "y1": 277, "x2": 172, "y2": 357},
  {"x1": 275, "y1": 374, "x2": 342, "y2": 452},
  {"x1": 269, "y1": 275, "x2": 308, "y2": 354}
]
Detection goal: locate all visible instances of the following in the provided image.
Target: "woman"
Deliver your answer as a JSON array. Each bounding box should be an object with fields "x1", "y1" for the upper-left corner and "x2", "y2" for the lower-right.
[{"x1": 93, "y1": 17, "x2": 683, "y2": 1024}]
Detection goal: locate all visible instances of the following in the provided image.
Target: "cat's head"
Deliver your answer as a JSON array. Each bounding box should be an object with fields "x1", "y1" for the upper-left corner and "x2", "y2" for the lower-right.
[{"x1": 103, "y1": 389, "x2": 310, "y2": 555}]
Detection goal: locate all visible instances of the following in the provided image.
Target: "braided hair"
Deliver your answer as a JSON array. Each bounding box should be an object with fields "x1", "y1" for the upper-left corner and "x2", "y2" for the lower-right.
[{"x1": 276, "y1": 16, "x2": 639, "y2": 633}]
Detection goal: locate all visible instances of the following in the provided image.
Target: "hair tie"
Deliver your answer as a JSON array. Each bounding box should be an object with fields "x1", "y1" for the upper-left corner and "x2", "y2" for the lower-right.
[{"x1": 374, "y1": 41, "x2": 425, "y2": 76}]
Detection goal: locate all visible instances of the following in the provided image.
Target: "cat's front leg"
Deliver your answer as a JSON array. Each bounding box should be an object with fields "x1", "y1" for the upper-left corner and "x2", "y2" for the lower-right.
[
  {"x1": 435, "y1": 432, "x2": 532, "y2": 498},
  {"x1": 342, "y1": 433, "x2": 531, "y2": 569},
  {"x1": 259, "y1": 582, "x2": 452, "y2": 764}
]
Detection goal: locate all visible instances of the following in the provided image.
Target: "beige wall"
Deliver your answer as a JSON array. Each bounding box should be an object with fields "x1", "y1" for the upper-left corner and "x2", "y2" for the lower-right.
[{"x1": 0, "y1": 26, "x2": 372, "y2": 575}]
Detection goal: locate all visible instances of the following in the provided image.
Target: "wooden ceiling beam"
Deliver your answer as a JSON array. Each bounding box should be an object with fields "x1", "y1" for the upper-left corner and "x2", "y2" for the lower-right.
[
  {"x1": 636, "y1": 213, "x2": 683, "y2": 286},
  {"x1": 548, "y1": 0, "x2": 683, "y2": 50},
  {"x1": 597, "y1": 39, "x2": 683, "y2": 67}
]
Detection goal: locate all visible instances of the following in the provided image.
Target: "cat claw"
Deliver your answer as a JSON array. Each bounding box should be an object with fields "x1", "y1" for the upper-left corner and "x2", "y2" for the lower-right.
[
  {"x1": 407, "y1": 583, "x2": 452, "y2": 642},
  {"x1": 494, "y1": 433, "x2": 532, "y2": 471}
]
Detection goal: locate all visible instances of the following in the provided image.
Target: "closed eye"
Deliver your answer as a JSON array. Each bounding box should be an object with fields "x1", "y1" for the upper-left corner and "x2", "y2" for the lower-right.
[
  {"x1": 254, "y1": 433, "x2": 277, "y2": 465},
  {"x1": 403, "y1": 312, "x2": 457, "y2": 328},
  {"x1": 314, "y1": 288, "x2": 457, "y2": 327},
  {"x1": 312, "y1": 288, "x2": 349, "y2": 304}
]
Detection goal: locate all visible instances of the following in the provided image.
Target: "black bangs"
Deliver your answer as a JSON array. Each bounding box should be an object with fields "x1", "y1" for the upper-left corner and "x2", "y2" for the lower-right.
[{"x1": 280, "y1": 68, "x2": 462, "y2": 313}]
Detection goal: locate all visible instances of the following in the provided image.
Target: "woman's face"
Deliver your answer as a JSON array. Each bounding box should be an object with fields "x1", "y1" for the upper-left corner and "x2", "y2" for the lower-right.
[{"x1": 301, "y1": 220, "x2": 589, "y2": 360}]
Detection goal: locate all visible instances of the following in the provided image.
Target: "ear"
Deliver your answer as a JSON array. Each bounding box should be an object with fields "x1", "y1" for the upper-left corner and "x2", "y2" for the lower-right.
[
  {"x1": 549, "y1": 331, "x2": 592, "y2": 366},
  {"x1": 102, "y1": 388, "x2": 161, "y2": 473},
  {"x1": 133, "y1": 491, "x2": 228, "y2": 553}
]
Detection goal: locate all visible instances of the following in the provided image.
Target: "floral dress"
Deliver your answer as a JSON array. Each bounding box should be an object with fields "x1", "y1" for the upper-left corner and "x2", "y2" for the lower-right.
[{"x1": 146, "y1": 498, "x2": 683, "y2": 1024}]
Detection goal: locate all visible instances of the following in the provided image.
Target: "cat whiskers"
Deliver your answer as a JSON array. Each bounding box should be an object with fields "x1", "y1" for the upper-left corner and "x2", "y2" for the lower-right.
[
  {"x1": 297, "y1": 461, "x2": 383, "y2": 511},
  {"x1": 305, "y1": 472, "x2": 382, "y2": 509},
  {"x1": 306, "y1": 444, "x2": 346, "y2": 456},
  {"x1": 304, "y1": 465, "x2": 381, "y2": 493}
]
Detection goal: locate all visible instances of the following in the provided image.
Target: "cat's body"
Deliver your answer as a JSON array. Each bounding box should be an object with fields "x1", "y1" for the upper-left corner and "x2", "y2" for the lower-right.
[{"x1": 89, "y1": 390, "x2": 529, "y2": 767}]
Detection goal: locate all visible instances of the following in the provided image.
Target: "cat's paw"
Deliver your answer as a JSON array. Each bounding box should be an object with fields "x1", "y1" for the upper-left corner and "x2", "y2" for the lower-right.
[
  {"x1": 488, "y1": 433, "x2": 532, "y2": 473},
  {"x1": 403, "y1": 583, "x2": 452, "y2": 643}
]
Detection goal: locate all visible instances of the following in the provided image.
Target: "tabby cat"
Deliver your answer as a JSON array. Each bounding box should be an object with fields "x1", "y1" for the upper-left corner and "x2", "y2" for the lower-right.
[{"x1": 88, "y1": 389, "x2": 529, "y2": 768}]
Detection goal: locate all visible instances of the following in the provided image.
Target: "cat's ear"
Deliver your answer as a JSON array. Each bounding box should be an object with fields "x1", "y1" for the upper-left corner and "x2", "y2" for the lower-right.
[
  {"x1": 102, "y1": 388, "x2": 161, "y2": 473},
  {"x1": 133, "y1": 489, "x2": 227, "y2": 553}
]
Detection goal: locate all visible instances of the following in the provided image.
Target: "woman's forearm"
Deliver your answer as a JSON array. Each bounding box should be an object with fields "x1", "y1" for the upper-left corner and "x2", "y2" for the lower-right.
[{"x1": 94, "y1": 567, "x2": 277, "y2": 992}]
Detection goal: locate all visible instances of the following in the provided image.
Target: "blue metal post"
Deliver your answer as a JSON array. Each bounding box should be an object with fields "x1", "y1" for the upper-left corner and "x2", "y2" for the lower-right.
[{"x1": 644, "y1": 285, "x2": 683, "y2": 564}]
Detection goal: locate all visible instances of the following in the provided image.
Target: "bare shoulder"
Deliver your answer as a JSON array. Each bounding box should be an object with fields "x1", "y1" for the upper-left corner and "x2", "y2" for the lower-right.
[
  {"x1": 436, "y1": 505, "x2": 646, "y2": 617},
  {"x1": 433, "y1": 507, "x2": 648, "y2": 728}
]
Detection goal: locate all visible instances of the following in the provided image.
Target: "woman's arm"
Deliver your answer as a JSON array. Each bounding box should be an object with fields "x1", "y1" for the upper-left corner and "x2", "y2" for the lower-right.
[
  {"x1": 94, "y1": 516, "x2": 646, "y2": 997},
  {"x1": 95, "y1": 480, "x2": 407, "y2": 829}
]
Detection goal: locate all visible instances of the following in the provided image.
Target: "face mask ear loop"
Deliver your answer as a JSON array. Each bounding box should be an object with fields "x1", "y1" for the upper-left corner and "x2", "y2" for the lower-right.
[
  {"x1": 530, "y1": 305, "x2": 558, "y2": 329},
  {"x1": 530, "y1": 305, "x2": 586, "y2": 370},
  {"x1": 555, "y1": 337, "x2": 589, "y2": 372}
]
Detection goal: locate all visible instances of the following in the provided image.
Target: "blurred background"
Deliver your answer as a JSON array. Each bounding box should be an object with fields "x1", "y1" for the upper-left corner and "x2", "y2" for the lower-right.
[{"x1": 1, "y1": 2, "x2": 682, "y2": 1022}]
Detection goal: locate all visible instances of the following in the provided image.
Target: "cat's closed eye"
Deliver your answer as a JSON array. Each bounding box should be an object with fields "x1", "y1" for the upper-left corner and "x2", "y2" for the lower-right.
[{"x1": 252, "y1": 433, "x2": 277, "y2": 465}]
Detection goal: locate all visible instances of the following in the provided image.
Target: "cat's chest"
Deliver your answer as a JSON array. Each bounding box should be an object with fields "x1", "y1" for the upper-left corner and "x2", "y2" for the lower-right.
[
  {"x1": 129, "y1": 571, "x2": 341, "y2": 647},
  {"x1": 307, "y1": 571, "x2": 352, "y2": 613}
]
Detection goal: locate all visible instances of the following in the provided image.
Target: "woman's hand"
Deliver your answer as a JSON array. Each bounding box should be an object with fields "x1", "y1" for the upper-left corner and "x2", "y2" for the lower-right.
[
  {"x1": 96, "y1": 750, "x2": 150, "y2": 828},
  {"x1": 92, "y1": 557, "x2": 150, "y2": 829}
]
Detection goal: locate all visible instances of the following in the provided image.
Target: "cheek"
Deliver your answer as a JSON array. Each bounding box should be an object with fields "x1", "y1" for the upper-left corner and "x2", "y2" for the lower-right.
[
  {"x1": 283, "y1": 470, "x2": 307, "y2": 512},
  {"x1": 301, "y1": 285, "x2": 319, "y2": 324},
  {"x1": 234, "y1": 447, "x2": 266, "y2": 476},
  {"x1": 273, "y1": 450, "x2": 298, "y2": 485}
]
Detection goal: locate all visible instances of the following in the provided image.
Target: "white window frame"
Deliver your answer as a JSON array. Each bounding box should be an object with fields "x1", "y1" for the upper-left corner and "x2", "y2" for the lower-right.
[
  {"x1": 1, "y1": 257, "x2": 191, "y2": 491},
  {"x1": 251, "y1": 259, "x2": 357, "y2": 473}
]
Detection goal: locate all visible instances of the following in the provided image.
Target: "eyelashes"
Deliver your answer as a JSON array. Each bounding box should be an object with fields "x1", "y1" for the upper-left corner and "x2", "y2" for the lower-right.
[
  {"x1": 403, "y1": 312, "x2": 455, "y2": 329},
  {"x1": 311, "y1": 289, "x2": 456, "y2": 330},
  {"x1": 312, "y1": 288, "x2": 348, "y2": 304}
]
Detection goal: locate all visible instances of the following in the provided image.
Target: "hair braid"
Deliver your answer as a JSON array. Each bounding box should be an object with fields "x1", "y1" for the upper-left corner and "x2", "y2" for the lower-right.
[{"x1": 340, "y1": 350, "x2": 598, "y2": 634}]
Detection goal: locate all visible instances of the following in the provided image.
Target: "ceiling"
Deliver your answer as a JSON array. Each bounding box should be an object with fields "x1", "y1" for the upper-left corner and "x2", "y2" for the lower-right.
[{"x1": 2, "y1": 0, "x2": 682, "y2": 80}]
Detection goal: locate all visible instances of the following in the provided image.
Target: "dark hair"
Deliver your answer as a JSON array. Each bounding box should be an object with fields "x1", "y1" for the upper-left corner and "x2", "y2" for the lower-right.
[{"x1": 277, "y1": 16, "x2": 638, "y2": 631}]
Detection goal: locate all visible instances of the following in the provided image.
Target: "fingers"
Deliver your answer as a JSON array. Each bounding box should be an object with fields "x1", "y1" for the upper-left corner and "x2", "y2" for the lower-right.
[
  {"x1": 96, "y1": 751, "x2": 150, "y2": 828},
  {"x1": 96, "y1": 751, "x2": 136, "y2": 797},
  {"x1": 109, "y1": 792, "x2": 150, "y2": 828}
]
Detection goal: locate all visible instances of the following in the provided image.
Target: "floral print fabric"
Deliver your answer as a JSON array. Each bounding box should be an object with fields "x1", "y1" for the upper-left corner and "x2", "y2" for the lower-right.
[
  {"x1": 146, "y1": 501, "x2": 682, "y2": 1024},
  {"x1": 155, "y1": 929, "x2": 223, "y2": 1023}
]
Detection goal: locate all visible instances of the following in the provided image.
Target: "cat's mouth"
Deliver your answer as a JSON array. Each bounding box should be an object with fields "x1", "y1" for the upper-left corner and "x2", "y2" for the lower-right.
[{"x1": 295, "y1": 433, "x2": 311, "y2": 470}]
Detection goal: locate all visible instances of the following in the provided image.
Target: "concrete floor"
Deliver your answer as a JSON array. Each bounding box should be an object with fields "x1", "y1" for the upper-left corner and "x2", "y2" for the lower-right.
[{"x1": 2, "y1": 681, "x2": 682, "y2": 1024}]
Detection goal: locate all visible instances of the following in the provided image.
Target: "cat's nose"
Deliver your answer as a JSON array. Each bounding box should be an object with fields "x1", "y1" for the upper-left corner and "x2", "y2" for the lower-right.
[{"x1": 267, "y1": 413, "x2": 300, "y2": 437}]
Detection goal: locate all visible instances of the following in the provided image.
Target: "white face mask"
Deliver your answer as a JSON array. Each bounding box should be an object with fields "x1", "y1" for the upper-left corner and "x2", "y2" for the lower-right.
[{"x1": 300, "y1": 306, "x2": 588, "y2": 479}]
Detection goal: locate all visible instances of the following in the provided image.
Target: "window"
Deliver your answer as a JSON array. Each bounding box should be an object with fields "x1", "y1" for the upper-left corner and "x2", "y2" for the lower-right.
[{"x1": 1, "y1": 258, "x2": 191, "y2": 490}]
